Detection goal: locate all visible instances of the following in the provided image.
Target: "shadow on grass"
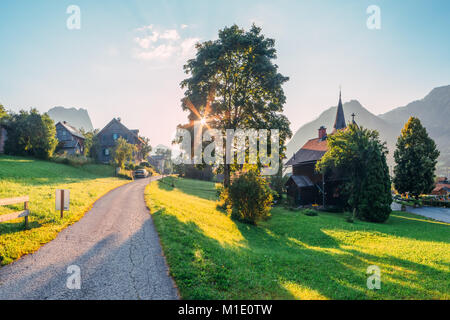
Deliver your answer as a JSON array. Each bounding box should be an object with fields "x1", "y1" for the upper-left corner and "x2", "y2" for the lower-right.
[
  {"x1": 152, "y1": 206, "x2": 449, "y2": 299},
  {"x1": 0, "y1": 220, "x2": 42, "y2": 235},
  {"x1": 157, "y1": 177, "x2": 218, "y2": 201}
]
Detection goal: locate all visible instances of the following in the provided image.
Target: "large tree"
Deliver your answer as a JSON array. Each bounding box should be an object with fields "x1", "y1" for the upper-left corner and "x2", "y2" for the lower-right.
[
  {"x1": 4, "y1": 109, "x2": 57, "y2": 159},
  {"x1": 140, "y1": 136, "x2": 152, "y2": 159},
  {"x1": 393, "y1": 117, "x2": 440, "y2": 198},
  {"x1": 180, "y1": 24, "x2": 292, "y2": 186},
  {"x1": 316, "y1": 124, "x2": 392, "y2": 222},
  {"x1": 0, "y1": 104, "x2": 7, "y2": 119}
]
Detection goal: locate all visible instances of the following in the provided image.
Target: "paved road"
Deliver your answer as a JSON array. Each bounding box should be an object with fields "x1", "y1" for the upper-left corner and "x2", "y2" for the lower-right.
[
  {"x1": 0, "y1": 177, "x2": 179, "y2": 300},
  {"x1": 392, "y1": 202, "x2": 450, "y2": 223}
]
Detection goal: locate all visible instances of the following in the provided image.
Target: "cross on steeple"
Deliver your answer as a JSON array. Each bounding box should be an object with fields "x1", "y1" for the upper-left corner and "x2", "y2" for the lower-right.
[{"x1": 351, "y1": 113, "x2": 356, "y2": 123}]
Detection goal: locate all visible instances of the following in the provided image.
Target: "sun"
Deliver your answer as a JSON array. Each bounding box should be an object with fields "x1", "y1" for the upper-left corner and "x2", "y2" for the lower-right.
[{"x1": 200, "y1": 117, "x2": 207, "y2": 126}]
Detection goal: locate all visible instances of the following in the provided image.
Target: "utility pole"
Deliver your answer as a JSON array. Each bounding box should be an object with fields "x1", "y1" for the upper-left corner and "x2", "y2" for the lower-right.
[{"x1": 322, "y1": 173, "x2": 325, "y2": 207}]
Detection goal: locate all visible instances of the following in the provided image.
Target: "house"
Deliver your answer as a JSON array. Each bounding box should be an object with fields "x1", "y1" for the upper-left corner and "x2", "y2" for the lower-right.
[
  {"x1": 96, "y1": 118, "x2": 144, "y2": 164},
  {"x1": 432, "y1": 177, "x2": 450, "y2": 196},
  {"x1": 55, "y1": 121, "x2": 85, "y2": 155},
  {"x1": 148, "y1": 154, "x2": 166, "y2": 173},
  {"x1": 0, "y1": 125, "x2": 7, "y2": 154},
  {"x1": 285, "y1": 91, "x2": 353, "y2": 207}
]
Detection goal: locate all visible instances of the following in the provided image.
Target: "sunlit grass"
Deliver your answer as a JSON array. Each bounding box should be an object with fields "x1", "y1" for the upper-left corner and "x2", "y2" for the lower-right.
[
  {"x1": 0, "y1": 155, "x2": 128, "y2": 265},
  {"x1": 145, "y1": 177, "x2": 450, "y2": 300}
]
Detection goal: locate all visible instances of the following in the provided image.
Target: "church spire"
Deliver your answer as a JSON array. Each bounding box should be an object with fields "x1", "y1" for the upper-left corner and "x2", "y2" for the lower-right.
[{"x1": 333, "y1": 88, "x2": 346, "y2": 132}]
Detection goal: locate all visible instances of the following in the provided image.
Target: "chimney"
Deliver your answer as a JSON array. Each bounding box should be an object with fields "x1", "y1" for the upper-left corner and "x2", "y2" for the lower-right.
[{"x1": 318, "y1": 126, "x2": 327, "y2": 140}]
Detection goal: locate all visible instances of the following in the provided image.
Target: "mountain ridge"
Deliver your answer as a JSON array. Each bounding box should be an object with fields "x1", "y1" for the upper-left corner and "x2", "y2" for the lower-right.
[
  {"x1": 47, "y1": 106, "x2": 94, "y2": 132},
  {"x1": 286, "y1": 85, "x2": 450, "y2": 175}
]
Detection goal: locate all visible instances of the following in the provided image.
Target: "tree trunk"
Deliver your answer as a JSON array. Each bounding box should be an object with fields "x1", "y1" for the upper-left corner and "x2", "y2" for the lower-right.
[{"x1": 224, "y1": 163, "x2": 231, "y2": 188}]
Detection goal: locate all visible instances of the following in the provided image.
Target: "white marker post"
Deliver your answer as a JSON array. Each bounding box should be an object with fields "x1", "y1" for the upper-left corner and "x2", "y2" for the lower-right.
[{"x1": 56, "y1": 189, "x2": 70, "y2": 218}]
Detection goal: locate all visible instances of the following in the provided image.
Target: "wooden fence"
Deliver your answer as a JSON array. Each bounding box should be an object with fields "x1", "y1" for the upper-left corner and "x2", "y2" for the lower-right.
[{"x1": 0, "y1": 196, "x2": 30, "y2": 228}]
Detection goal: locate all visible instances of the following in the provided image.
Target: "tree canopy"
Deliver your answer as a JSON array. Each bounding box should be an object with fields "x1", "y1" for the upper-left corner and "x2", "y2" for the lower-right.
[
  {"x1": 180, "y1": 24, "x2": 291, "y2": 186},
  {"x1": 4, "y1": 109, "x2": 57, "y2": 159},
  {"x1": 393, "y1": 117, "x2": 440, "y2": 197},
  {"x1": 112, "y1": 137, "x2": 136, "y2": 169},
  {"x1": 316, "y1": 124, "x2": 392, "y2": 222}
]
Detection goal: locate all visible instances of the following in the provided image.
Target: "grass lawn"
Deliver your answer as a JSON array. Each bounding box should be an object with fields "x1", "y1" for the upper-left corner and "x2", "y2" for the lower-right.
[
  {"x1": 0, "y1": 155, "x2": 129, "y2": 265},
  {"x1": 145, "y1": 177, "x2": 450, "y2": 300}
]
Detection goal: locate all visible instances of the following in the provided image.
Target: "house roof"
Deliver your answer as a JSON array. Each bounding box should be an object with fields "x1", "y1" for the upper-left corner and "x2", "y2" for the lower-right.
[
  {"x1": 57, "y1": 121, "x2": 85, "y2": 139},
  {"x1": 286, "y1": 175, "x2": 314, "y2": 188},
  {"x1": 97, "y1": 118, "x2": 144, "y2": 145},
  {"x1": 285, "y1": 138, "x2": 328, "y2": 166},
  {"x1": 433, "y1": 183, "x2": 450, "y2": 193}
]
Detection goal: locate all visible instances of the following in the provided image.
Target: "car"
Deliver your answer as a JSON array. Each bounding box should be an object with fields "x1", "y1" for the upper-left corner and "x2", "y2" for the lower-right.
[{"x1": 134, "y1": 169, "x2": 149, "y2": 179}]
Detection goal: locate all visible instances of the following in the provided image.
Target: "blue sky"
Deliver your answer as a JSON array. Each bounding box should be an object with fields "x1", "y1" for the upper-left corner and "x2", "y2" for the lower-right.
[{"x1": 1, "y1": 0, "x2": 449, "y2": 147}]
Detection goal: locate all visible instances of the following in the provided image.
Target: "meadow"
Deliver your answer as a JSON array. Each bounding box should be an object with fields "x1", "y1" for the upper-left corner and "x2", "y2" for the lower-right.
[
  {"x1": 145, "y1": 177, "x2": 450, "y2": 299},
  {"x1": 0, "y1": 155, "x2": 128, "y2": 265}
]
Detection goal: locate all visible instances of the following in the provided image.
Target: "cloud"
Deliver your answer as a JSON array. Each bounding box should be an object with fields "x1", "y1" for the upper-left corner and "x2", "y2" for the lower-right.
[
  {"x1": 133, "y1": 25, "x2": 199, "y2": 62},
  {"x1": 160, "y1": 29, "x2": 180, "y2": 40},
  {"x1": 180, "y1": 24, "x2": 188, "y2": 29},
  {"x1": 180, "y1": 37, "x2": 200, "y2": 58}
]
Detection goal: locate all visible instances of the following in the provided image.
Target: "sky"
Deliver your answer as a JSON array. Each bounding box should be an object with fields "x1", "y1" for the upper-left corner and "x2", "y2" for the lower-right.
[{"x1": 1, "y1": 0, "x2": 449, "y2": 147}]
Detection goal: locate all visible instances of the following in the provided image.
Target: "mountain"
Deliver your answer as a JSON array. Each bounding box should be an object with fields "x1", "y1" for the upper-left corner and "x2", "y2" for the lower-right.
[
  {"x1": 379, "y1": 85, "x2": 450, "y2": 174},
  {"x1": 47, "y1": 107, "x2": 94, "y2": 131},
  {"x1": 286, "y1": 86, "x2": 450, "y2": 175},
  {"x1": 286, "y1": 100, "x2": 399, "y2": 165}
]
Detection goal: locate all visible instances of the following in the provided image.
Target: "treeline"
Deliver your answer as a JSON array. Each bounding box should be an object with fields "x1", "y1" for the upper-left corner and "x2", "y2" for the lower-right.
[{"x1": 1, "y1": 107, "x2": 57, "y2": 159}]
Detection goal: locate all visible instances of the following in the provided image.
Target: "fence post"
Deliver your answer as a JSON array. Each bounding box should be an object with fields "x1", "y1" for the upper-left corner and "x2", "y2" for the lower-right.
[
  {"x1": 24, "y1": 200, "x2": 29, "y2": 229},
  {"x1": 60, "y1": 190, "x2": 64, "y2": 218}
]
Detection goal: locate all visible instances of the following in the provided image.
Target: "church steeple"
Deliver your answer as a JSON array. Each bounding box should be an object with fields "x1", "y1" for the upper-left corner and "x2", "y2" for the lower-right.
[{"x1": 333, "y1": 88, "x2": 346, "y2": 132}]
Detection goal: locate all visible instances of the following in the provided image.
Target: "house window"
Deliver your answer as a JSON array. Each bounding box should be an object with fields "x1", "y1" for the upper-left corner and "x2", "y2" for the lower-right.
[
  {"x1": 104, "y1": 148, "x2": 110, "y2": 156},
  {"x1": 113, "y1": 133, "x2": 119, "y2": 140}
]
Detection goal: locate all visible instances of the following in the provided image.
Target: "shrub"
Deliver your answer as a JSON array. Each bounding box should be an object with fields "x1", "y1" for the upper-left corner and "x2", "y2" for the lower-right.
[
  {"x1": 226, "y1": 170, "x2": 273, "y2": 225},
  {"x1": 302, "y1": 209, "x2": 318, "y2": 216},
  {"x1": 140, "y1": 161, "x2": 151, "y2": 167},
  {"x1": 117, "y1": 168, "x2": 133, "y2": 180},
  {"x1": 52, "y1": 153, "x2": 93, "y2": 167}
]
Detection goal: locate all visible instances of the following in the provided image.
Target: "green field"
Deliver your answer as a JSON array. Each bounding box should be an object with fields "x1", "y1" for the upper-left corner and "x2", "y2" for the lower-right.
[
  {"x1": 0, "y1": 155, "x2": 129, "y2": 265},
  {"x1": 145, "y1": 177, "x2": 450, "y2": 299}
]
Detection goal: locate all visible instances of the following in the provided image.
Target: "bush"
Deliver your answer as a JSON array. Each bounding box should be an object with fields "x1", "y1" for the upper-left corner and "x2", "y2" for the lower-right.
[
  {"x1": 302, "y1": 209, "x2": 318, "y2": 216},
  {"x1": 140, "y1": 161, "x2": 151, "y2": 167},
  {"x1": 225, "y1": 170, "x2": 273, "y2": 225},
  {"x1": 117, "y1": 168, "x2": 133, "y2": 180},
  {"x1": 52, "y1": 153, "x2": 93, "y2": 167}
]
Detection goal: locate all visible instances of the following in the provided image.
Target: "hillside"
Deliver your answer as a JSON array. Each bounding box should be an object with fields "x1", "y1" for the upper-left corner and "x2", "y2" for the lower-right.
[
  {"x1": 47, "y1": 106, "x2": 94, "y2": 131},
  {"x1": 286, "y1": 86, "x2": 450, "y2": 174}
]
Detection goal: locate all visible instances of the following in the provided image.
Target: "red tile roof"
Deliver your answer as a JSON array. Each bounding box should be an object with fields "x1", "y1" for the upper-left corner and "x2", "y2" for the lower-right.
[
  {"x1": 285, "y1": 138, "x2": 329, "y2": 166},
  {"x1": 302, "y1": 138, "x2": 329, "y2": 152}
]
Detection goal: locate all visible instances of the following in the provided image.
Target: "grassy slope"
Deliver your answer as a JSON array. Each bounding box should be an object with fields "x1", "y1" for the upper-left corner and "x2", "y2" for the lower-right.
[
  {"x1": 145, "y1": 177, "x2": 450, "y2": 300},
  {"x1": 0, "y1": 155, "x2": 128, "y2": 265}
]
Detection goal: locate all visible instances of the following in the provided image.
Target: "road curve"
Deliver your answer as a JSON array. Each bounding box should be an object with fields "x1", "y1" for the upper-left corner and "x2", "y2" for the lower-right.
[{"x1": 0, "y1": 177, "x2": 179, "y2": 300}]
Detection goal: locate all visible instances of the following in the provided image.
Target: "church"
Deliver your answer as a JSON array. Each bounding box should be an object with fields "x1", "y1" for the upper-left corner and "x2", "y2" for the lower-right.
[{"x1": 285, "y1": 91, "x2": 355, "y2": 207}]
